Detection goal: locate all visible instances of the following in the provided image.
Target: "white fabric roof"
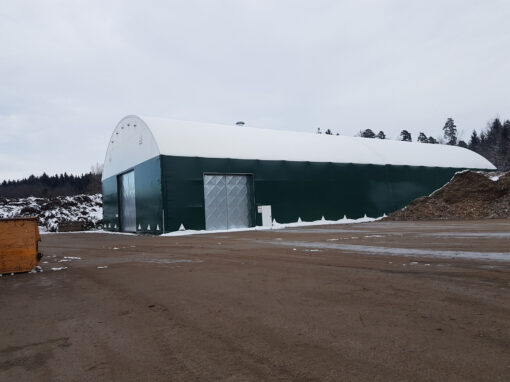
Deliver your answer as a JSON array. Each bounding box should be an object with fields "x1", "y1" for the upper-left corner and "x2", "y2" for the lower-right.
[{"x1": 102, "y1": 115, "x2": 495, "y2": 180}]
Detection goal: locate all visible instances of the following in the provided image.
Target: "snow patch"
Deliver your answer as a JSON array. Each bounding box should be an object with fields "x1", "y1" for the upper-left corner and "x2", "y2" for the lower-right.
[
  {"x1": 51, "y1": 267, "x2": 68, "y2": 271},
  {"x1": 161, "y1": 215, "x2": 382, "y2": 237},
  {"x1": 144, "y1": 259, "x2": 202, "y2": 264}
]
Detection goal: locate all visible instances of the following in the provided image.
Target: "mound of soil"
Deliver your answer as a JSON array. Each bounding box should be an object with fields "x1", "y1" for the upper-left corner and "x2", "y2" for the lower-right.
[
  {"x1": 0, "y1": 194, "x2": 102, "y2": 231},
  {"x1": 385, "y1": 171, "x2": 510, "y2": 220}
]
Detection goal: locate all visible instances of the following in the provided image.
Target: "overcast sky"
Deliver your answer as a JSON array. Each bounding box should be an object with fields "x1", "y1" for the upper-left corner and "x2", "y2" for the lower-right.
[{"x1": 1, "y1": 0, "x2": 509, "y2": 180}]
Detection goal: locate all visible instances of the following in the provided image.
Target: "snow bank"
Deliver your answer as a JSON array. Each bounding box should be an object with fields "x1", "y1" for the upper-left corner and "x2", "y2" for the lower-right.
[{"x1": 161, "y1": 215, "x2": 382, "y2": 237}]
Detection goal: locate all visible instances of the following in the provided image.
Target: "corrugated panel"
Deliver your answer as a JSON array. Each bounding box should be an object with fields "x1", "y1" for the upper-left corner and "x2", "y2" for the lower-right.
[
  {"x1": 204, "y1": 175, "x2": 228, "y2": 230},
  {"x1": 226, "y1": 175, "x2": 252, "y2": 229},
  {"x1": 204, "y1": 174, "x2": 253, "y2": 231},
  {"x1": 119, "y1": 171, "x2": 136, "y2": 232}
]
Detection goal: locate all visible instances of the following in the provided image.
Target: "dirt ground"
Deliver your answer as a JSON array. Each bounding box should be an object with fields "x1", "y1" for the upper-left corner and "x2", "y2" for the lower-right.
[{"x1": 1, "y1": 220, "x2": 510, "y2": 381}]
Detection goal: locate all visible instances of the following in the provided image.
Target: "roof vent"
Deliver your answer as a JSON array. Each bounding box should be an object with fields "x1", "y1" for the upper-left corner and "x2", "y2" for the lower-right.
[{"x1": 235, "y1": 121, "x2": 245, "y2": 127}]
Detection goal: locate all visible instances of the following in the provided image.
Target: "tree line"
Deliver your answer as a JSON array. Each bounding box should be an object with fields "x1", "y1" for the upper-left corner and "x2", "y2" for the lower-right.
[
  {"x1": 0, "y1": 168, "x2": 102, "y2": 199},
  {"x1": 318, "y1": 117, "x2": 510, "y2": 170}
]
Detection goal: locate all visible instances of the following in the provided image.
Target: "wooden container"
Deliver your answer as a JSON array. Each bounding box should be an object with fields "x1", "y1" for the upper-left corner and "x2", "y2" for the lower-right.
[
  {"x1": 0, "y1": 217, "x2": 42, "y2": 274},
  {"x1": 58, "y1": 221, "x2": 84, "y2": 232}
]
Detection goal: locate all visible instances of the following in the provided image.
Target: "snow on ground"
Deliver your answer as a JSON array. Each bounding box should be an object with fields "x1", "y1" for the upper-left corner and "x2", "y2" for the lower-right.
[
  {"x1": 161, "y1": 215, "x2": 382, "y2": 237},
  {"x1": 42, "y1": 230, "x2": 136, "y2": 236},
  {"x1": 0, "y1": 194, "x2": 102, "y2": 232},
  {"x1": 40, "y1": 214, "x2": 381, "y2": 236}
]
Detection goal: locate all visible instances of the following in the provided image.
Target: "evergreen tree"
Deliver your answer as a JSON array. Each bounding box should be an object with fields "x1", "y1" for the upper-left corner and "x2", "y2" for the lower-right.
[
  {"x1": 442, "y1": 118, "x2": 457, "y2": 145},
  {"x1": 479, "y1": 131, "x2": 486, "y2": 146},
  {"x1": 360, "y1": 129, "x2": 376, "y2": 138},
  {"x1": 465, "y1": 119, "x2": 510, "y2": 171},
  {"x1": 376, "y1": 131, "x2": 386, "y2": 139},
  {"x1": 317, "y1": 127, "x2": 321, "y2": 134},
  {"x1": 468, "y1": 130, "x2": 480, "y2": 150},
  {"x1": 400, "y1": 130, "x2": 412, "y2": 142},
  {"x1": 0, "y1": 170, "x2": 102, "y2": 198},
  {"x1": 458, "y1": 140, "x2": 468, "y2": 148},
  {"x1": 486, "y1": 118, "x2": 503, "y2": 145},
  {"x1": 417, "y1": 132, "x2": 428, "y2": 143},
  {"x1": 325, "y1": 129, "x2": 333, "y2": 135}
]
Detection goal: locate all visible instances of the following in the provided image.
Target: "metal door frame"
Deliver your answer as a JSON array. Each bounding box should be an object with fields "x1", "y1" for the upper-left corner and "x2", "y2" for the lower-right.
[
  {"x1": 203, "y1": 172, "x2": 256, "y2": 230},
  {"x1": 117, "y1": 169, "x2": 136, "y2": 232}
]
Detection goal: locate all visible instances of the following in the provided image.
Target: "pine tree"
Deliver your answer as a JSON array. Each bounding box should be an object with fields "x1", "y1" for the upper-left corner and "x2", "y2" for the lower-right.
[
  {"x1": 442, "y1": 118, "x2": 457, "y2": 145},
  {"x1": 468, "y1": 130, "x2": 480, "y2": 150},
  {"x1": 400, "y1": 130, "x2": 412, "y2": 142},
  {"x1": 465, "y1": 119, "x2": 510, "y2": 170},
  {"x1": 486, "y1": 118, "x2": 503, "y2": 145},
  {"x1": 500, "y1": 120, "x2": 510, "y2": 170},
  {"x1": 325, "y1": 129, "x2": 333, "y2": 135},
  {"x1": 376, "y1": 131, "x2": 386, "y2": 139},
  {"x1": 360, "y1": 129, "x2": 376, "y2": 138},
  {"x1": 417, "y1": 132, "x2": 428, "y2": 143},
  {"x1": 458, "y1": 140, "x2": 468, "y2": 148},
  {"x1": 427, "y1": 136, "x2": 438, "y2": 144}
]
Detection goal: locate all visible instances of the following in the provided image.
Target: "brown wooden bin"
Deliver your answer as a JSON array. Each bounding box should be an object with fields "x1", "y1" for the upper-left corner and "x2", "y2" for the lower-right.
[{"x1": 0, "y1": 217, "x2": 42, "y2": 274}]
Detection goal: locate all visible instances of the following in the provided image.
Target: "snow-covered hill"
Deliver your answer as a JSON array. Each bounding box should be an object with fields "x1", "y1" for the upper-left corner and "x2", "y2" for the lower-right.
[{"x1": 0, "y1": 194, "x2": 102, "y2": 232}]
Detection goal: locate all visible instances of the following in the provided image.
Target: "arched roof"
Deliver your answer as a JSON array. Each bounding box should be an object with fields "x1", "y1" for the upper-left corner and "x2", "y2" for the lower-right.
[{"x1": 102, "y1": 115, "x2": 495, "y2": 180}]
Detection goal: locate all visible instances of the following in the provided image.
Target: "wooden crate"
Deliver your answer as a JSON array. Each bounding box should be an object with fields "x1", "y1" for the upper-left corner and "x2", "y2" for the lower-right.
[{"x1": 0, "y1": 218, "x2": 42, "y2": 274}]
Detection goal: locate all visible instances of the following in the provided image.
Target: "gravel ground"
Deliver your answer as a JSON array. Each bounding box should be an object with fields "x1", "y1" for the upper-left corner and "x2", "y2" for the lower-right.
[{"x1": 1, "y1": 220, "x2": 510, "y2": 381}]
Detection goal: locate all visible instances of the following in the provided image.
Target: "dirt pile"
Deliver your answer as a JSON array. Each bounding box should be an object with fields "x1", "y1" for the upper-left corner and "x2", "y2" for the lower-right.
[
  {"x1": 385, "y1": 171, "x2": 510, "y2": 220},
  {"x1": 0, "y1": 194, "x2": 102, "y2": 231}
]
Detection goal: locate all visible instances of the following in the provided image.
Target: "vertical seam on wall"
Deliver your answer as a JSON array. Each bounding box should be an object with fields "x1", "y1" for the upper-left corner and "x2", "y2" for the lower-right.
[{"x1": 160, "y1": 155, "x2": 165, "y2": 234}]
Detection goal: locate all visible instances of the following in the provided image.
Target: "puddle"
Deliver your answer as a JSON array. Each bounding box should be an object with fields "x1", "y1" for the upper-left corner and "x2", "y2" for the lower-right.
[
  {"x1": 142, "y1": 259, "x2": 203, "y2": 265},
  {"x1": 421, "y1": 232, "x2": 510, "y2": 238},
  {"x1": 274, "y1": 228, "x2": 370, "y2": 234},
  {"x1": 264, "y1": 241, "x2": 510, "y2": 262}
]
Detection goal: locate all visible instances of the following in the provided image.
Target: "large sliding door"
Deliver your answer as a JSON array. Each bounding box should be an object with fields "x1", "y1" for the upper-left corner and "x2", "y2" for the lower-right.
[
  {"x1": 118, "y1": 171, "x2": 136, "y2": 232},
  {"x1": 204, "y1": 174, "x2": 253, "y2": 230},
  {"x1": 204, "y1": 175, "x2": 228, "y2": 230}
]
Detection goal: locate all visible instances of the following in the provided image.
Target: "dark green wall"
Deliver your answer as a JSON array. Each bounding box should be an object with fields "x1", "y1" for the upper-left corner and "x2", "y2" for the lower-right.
[
  {"x1": 103, "y1": 154, "x2": 467, "y2": 233},
  {"x1": 160, "y1": 156, "x2": 460, "y2": 233},
  {"x1": 134, "y1": 157, "x2": 163, "y2": 233},
  {"x1": 102, "y1": 156, "x2": 163, "y2": 233},
  {"x1": 102, "y1": 176, "x2": 119, "y2": 230}
]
